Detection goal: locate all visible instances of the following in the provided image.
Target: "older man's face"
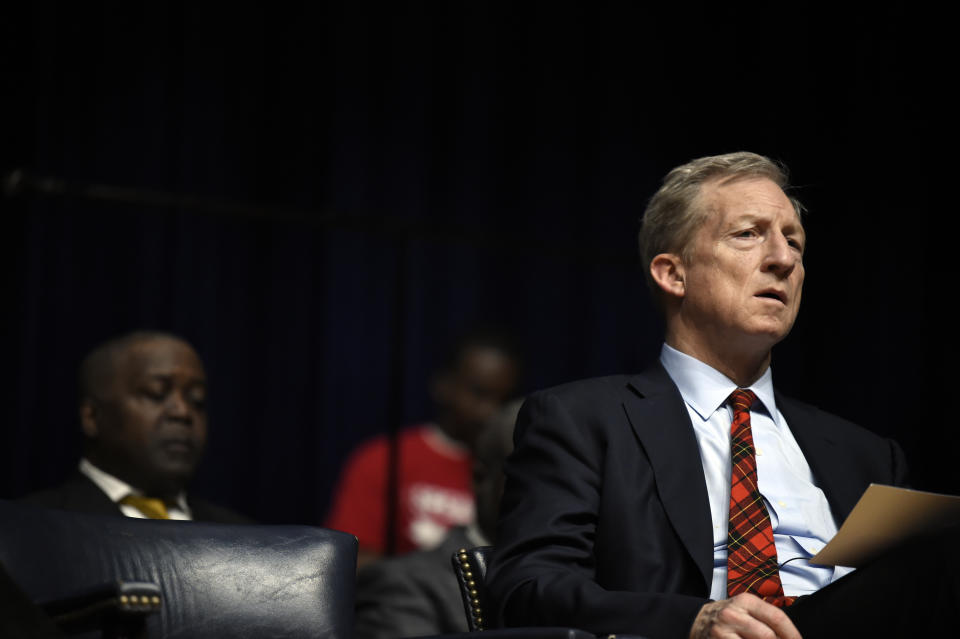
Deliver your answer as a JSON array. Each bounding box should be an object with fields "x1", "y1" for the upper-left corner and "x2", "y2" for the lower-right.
[
  {"x1": 88, "y1": 337, "x2": 208, "y2": 496},
  {"x1": 678, "y1": 176, "x2": 805, "y2": 351}
]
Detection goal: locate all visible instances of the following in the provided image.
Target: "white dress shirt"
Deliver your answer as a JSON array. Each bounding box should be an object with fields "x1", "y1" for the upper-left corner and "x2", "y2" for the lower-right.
[
  {"x1": 79, "y1": 458, "x2": 192, "y2": 520},
  {"x1": 659, "y1": 344, "x2": 854, "y2": 599}
]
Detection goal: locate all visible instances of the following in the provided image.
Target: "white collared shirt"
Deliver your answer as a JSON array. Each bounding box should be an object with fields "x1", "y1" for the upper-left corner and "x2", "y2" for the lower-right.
[
  {"x1": 79, "y1": 458, "x2": 192, "y2": 520},
  {"x1": 659, "y1": 344, "x2": 854, "y2": 599}
]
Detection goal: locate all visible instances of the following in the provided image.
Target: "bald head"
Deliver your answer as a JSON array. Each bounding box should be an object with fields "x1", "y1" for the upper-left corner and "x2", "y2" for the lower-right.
[{"x1": 80, "y1": 331, "x2": 177, "y2": 399}]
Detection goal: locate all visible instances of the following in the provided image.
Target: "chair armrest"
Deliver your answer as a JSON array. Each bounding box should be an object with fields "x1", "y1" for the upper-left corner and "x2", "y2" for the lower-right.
[
  {"x1": 452, "y1": 546, "x2": 493, "y2": 631},
  {"x1": 39, "y1": 581, "x2": 161, "y2": 637}
]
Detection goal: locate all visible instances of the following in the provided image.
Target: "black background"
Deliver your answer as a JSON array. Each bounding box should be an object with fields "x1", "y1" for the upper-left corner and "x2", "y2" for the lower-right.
[{"x1": 2, "y1": 2, "x2": 951, "y2": 526}]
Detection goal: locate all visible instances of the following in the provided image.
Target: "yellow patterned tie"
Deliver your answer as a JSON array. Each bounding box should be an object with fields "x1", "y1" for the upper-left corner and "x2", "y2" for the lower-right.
[{"x1": 119, "y1": 495, "x2": 171, "y2": 520}]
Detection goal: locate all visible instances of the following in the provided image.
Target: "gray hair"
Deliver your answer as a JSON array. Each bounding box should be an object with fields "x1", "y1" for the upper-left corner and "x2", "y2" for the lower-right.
[{"x1": 637, "y1": 151, "x2": 804, "y2": 295}]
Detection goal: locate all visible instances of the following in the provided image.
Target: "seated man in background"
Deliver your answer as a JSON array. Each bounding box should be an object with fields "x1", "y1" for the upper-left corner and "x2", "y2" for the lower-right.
[
  {"x1": 326, "y1": 327, "x2": 520, "y2": 567},
  {"x1": 354, "y1": 399, "x2": 522, "y2": 639},
  {"x1": 23, "y1": 330, "x2": 251, "y2": 523}
]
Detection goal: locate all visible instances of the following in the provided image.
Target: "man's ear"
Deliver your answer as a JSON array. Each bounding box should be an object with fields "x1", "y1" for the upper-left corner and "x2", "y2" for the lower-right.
[
  {"x1": 80, "y1": 398, "x2": 100, "y2": 439},
  {"x1": 650, "y1": 253, "x2": 686, "y2": 298}
]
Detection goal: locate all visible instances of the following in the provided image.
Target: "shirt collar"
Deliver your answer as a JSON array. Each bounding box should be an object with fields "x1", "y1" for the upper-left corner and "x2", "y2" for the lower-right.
[
  {"x1": 659, "y1": 343, "x2": 780, "y2": 426},
  {"x1": 79, "y1": 458, "x2": 191, "y2": 514}
]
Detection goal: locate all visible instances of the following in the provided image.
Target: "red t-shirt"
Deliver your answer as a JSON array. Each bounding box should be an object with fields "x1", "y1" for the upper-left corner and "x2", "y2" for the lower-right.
[{"x1": 325, "y1": 424, "x2": 475, "y2": 554}]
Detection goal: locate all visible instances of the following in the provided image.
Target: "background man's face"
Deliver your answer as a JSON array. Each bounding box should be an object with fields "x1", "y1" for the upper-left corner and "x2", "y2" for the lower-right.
[
  {"x1": 87, "y1": 337, "x2": 208, "y2": 496},
  {"x1": 433, "y1": 346, "x2": 518, "y2": 449},
  {"x1": 679, "y1": 176, "x2": 805, "y2": 351}
]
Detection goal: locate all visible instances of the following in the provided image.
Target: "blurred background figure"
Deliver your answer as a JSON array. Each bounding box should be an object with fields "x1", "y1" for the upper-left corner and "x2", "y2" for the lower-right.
[
  {"x1": 22, "y1": 331, "x2": 251, "y2": 523},
  {"x1": 353, "y1": 398, "x2": 522, "y2": 639},
  {"x1": 325, "y1": 327, "x2": 520, "y2": 567}
]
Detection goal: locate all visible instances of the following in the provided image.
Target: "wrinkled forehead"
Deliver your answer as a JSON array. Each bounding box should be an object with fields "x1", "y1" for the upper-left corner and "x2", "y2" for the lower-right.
[{"x1": 698, "y1": 175, "x2": 804, "y2": 226}]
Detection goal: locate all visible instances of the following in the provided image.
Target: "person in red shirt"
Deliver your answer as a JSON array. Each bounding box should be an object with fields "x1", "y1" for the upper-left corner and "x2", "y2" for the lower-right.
[{"x1": 325, "y1": 329, "x2": 520, "y2": 567}]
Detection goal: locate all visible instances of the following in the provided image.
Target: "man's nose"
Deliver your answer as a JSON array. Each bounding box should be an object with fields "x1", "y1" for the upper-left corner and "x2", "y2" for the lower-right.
[
  {"x1": 165, "y1": 392, "x2": 194, "y2": 422},
  {"x1": 763, "y1": 233, "x2": 799, "y2": 276}
]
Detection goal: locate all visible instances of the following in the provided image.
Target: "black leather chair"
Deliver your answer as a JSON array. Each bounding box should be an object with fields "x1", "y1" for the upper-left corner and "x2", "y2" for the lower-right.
[
  {"x1": 1, "y1": 559, "x2": 143, "y2": 639},
  {"x1": 39, "y1": 580, "x2": 163, "y2": 638},
  {"x1": 0, "y1": 499, "x2": 357, "y2": 639}
]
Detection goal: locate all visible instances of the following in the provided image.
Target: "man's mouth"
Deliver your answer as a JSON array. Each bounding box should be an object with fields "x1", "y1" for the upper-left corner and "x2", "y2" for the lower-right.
[
  {"x1": 159, "y1": 439, "x2": 195, "y2": 456},
  {"x1": 755, "y1": 290, "x2": 786, "y2": 304}
]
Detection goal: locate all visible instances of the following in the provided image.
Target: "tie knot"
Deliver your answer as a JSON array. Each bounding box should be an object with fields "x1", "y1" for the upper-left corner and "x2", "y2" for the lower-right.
[
  {"x1": 729, "y1": 389, "x2": 757, "y2": 413},
  {"x1": 119, "y1": 495, "x2": 171, "y2": 520}
]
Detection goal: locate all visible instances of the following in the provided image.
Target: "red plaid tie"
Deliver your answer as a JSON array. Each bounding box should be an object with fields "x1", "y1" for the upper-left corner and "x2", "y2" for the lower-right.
[{"x1": 726, "y1": 389, "x2": 795, "y2": 607}]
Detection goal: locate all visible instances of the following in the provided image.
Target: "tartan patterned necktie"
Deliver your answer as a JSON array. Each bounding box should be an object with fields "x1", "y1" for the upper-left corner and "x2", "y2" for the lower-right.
[
  {"x1": 726, "y1": 389, "x2": 795, "y2": 607},
  {"x1": 119, "y1": 495, "x2": 171, "y2": 520}
]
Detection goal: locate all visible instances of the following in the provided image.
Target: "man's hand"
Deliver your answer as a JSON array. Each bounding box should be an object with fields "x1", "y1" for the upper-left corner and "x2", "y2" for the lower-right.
[{"x1": 689, "y1": 594, "x2": 801, "y2": 639}]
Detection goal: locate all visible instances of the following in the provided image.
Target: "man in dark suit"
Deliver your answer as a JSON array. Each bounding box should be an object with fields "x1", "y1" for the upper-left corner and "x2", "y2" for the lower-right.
[
  {"x1": 487, "y1": 152, "x2": 948, "y2": 638},
  {"x1": 23, "y1": 331, "x2": 250, "y2": 523}
]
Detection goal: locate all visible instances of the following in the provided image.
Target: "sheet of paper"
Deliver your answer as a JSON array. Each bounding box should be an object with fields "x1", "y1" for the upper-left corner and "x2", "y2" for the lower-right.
[{"x1": 811, "y1": 484, "x2": 960, "y2": 567}]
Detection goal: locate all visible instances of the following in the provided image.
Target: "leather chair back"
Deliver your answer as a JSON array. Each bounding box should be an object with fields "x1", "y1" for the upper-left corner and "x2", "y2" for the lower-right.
[{"x1": 0, "y1": 499, "x2": 357, "y2": 639}]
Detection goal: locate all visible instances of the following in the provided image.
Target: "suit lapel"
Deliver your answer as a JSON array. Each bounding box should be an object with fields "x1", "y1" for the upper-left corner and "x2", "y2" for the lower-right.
[
  {"x1": 776, "y1": 394, "x2": 861, "y2": 523},
  {"x1": 616, "y1": 370, "x2": 863, "y2": 594},
  {"x1": 623, "y1": 364, "x2": 714, "y2": 592},
  {"x1": 67, "y1": 472, "x2": 128, "y2": 516}
]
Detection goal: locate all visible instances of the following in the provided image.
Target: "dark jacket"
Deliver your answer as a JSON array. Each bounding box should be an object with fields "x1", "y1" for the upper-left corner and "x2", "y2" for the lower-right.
[
  {"x1": 21, "y1": 472, "x2": 253, "y2": 524},
  {"x1": 486, "y1": 364, "x2": 908, "y2": 639}
]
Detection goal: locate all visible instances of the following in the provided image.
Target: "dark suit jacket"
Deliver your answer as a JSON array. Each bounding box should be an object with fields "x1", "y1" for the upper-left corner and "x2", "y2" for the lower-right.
[
  {"x1": 486, "y1": 364, "x2": 908, "y2": 639},
  {"x1": 21, "y1": 472, "x2": 253, "y2": 524},
  {"x1": 354, "y1": 526, "x2": 472, "y2": 639}
]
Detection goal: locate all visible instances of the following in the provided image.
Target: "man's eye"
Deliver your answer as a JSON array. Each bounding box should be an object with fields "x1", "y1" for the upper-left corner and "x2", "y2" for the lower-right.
[
  {"x1": 141, "y1": 389, "x2": 166, "y2": 402},
  {"x1": 187, "y1": 387, "x2": 207, "y2": 409}
]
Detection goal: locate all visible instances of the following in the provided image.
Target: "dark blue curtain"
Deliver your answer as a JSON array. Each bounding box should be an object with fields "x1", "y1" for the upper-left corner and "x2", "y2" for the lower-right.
[{"x1": 4, "y1": 2, "x2": 949, "y2": 525}]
